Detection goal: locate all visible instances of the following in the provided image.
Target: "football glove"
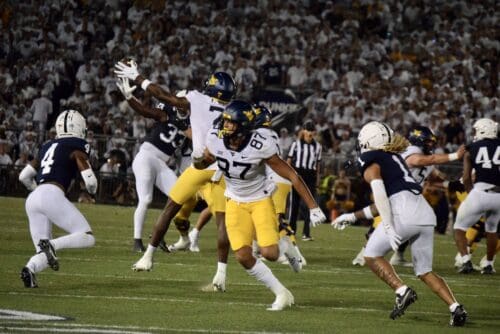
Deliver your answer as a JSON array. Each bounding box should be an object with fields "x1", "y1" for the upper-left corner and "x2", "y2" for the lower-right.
[
  {"x1": 116, "y1": 77, "x2": 137, "y2": 100},
  {"x1": 384, "y1": 224, "x2": 402, "y2": 252},
  {"x1": 114, "y1": 60, "x2": 140, "y2": 80},
  {"x1": 331, "y1": 213, "x2": 356, "y2": 230},
  {"x1": 309, "y1": 207, "x2": 327, "y2": 227}
]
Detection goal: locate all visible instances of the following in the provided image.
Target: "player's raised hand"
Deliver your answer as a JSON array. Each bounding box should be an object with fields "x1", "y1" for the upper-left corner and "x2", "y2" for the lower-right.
[
  {"x1": 331, "y1": 213, "x2": 356, "y2": 230},
  {"x1": 309, "y1": 207, "x2": 327, "y2": 227},
  {"x1": 116, "y1": 77, "x2": 136, "y2": 100},
  {"x1": 114, "y1": 59, "x2": 139, "y2": 80}
]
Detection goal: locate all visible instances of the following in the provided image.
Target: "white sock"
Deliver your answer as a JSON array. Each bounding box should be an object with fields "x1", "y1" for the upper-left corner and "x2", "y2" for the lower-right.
[
  {"x1": 144, "y1": 244, "x2": 157, "y2": 258},
  {"x1": 461, "y1": 254, "x2": 471, "y2": 263},
  {"x1": 278, "y1": 237, "x2": 290, "y2": 258},
  {"x1": 485, "y1": 260, "x2": 494, "y2": 266},
  {"x1": 217, "y1": 261, "x2": 227, "y2": 275},
  {"x1": 51, "y1": 233, "x2": 95, "y2": 250},
  {"x1": 27, "y1": 253, "x2": 49, "y2": 273},
  {"x1": 246, "y1": 258, "x2": 285, "y2": 295},
  {"x1": 449, "y1": 302, "x2": 460, "y2": 312},
  {"x1": 395, "y1": 285, "x2": 408, "y2": 295},
  {"x1": 190, "y1": 228, "x2": 199, "y2": 237}
]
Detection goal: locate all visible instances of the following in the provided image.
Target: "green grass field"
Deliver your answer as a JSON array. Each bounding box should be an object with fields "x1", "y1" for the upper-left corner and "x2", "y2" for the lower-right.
[{"x1": 0, "y1": 196, "x2": 499, "y2": 333}]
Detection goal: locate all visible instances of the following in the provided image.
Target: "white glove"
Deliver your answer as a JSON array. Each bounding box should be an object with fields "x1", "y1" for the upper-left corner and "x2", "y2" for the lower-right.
[
  {"x1": 114, "y1": 60, "x2": 140, "y2": 80},
  {"x1": 116, "y1": 77, "x2": 137, "y2": 100},
  {"x1": 309, "y1": 207, "x2": 327, "y2": 227},
  {"x1": 384, "y1": 225, "x2": 402, "y2": 252},
  {"x1": 331, "y1": 213, "x2": 356, "y2": 230}
]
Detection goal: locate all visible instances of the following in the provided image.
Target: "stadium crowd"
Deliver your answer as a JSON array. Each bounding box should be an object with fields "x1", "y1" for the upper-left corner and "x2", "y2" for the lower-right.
[{"x1": 0, "y1": 0, "x2": 498, "y2": 211}]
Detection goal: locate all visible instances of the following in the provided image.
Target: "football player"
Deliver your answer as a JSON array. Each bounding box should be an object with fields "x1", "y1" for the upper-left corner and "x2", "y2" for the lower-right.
[
  {"x1": 195, "y1": 100, "x2": 326, "y2": 310},
  {"x1": 337, "y1": 121, "x2": 467, "y2": 326},
  {"x1": 116, "y1": 78, "x2": 191, "y2": 252},
  {"x1": 454, "y1": 118, "x2": 500, "y2": 274},
  {"x1": 115, "y1": 60, "x2": 235, "y2": 291},
  {"x1": 18, "y1": 110, "x2": 97, "y2": 288},
  {"x1": 253, "y1": 104, "x2": 307, "y2": 265},
  {"x1": 335, "y1": 126, "x2": 465, "y2": 266}
]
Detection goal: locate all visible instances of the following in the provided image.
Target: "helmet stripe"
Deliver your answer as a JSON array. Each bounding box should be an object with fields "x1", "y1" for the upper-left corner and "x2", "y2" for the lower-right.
[
  {"x1": 63, "y1": 111, "x2": 69, "y2": 133},
  {"x1": 381, "y1": 122, "x2": 392, "y2": 143}
]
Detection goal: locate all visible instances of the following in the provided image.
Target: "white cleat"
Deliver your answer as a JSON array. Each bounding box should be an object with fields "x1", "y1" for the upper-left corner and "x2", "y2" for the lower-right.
[
  {"x1": 211, "y1": 271, "x2": 226, "y2": 292},
  {"x1": 282, "y1": 236, "x2": 302, "y2": 272},
  {"x1": 188, "y1": 230, "x2": 200, "y2": 252},
  {"x1": 389, "y1": 251, "x2": 413, "y2": 267},
  {"x1": 167, "y1": 236, "x2": 190, "y2": 252},
  {"x1": 352, "y1": 247, "x2": 365, "y2": 266},
  {"x1": 266, "y1": 289, "x2": 294, "y2": 311},
  {"x1": 132, "y1": 254, "x2": 153, "y2": 271},
  {"x1": 454, "y1": 252, "x2": 463, "y2": 268}
]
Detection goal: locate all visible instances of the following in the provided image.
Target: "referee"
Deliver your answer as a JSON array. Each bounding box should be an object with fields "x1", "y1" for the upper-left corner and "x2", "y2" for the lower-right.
[{"x1": 286, "y1": 120, "x2": 322, "y2": 240}]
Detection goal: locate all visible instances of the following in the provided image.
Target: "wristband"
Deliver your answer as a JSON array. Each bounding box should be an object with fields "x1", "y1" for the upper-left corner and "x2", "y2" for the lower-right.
[
  {"x1": 448, "y1": 152, "x2": 459, "y2": 161},
  {"x1": 442, "y1": 180, "x2": 449, "y2": 188},
  {"x1": 141, "y1": 79, "x2": 151, "y2": 91},
  {"x1": 362, "y1": 206, "x2": 374, "y2": 219}
]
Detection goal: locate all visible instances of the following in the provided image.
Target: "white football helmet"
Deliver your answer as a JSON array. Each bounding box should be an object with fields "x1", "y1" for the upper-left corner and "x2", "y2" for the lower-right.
[
  {"x1": 357, "y1": 121, "x2": 393, "y2": 153},
  {"x1": 473, "y1": 118, "x2": 498, "y2": 141},
  {"x1": 55, "y1": 110, "x2": 87, "y2": 139}
]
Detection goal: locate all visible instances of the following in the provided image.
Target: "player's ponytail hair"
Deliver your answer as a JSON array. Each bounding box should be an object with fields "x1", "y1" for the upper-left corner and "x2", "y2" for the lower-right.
[{"x1": 383, "y1": 133, "x2": 409, "y2": 153}]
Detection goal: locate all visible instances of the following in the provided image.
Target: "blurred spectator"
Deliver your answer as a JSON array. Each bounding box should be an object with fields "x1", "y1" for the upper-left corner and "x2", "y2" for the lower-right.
[
  {"x1": 277, "y1": 127, "x2": 293, "y2": 159},
  {"x1": 30, "y1": 89, "x2": 53, "y2": 142}
]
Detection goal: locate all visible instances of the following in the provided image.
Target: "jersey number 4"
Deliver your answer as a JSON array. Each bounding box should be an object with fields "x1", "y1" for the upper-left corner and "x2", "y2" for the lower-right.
[
  {"x1": 475, "y1": 146, "x2": 500, "y2": 169},
  {"x1": 41, "y1": 143, "x2": 59, "y2": 175}
]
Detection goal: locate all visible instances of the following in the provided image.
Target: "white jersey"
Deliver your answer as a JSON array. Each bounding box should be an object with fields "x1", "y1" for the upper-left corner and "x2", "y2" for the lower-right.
[
  {"x1": 260, "y1": 128, "x2": 292, "y2": 185},
  {"x1": 186, "y1": 90, "x2": 225, "y2": 170},
  {"x1": 400, "y1": 145, "x2": 434, "y2": 185},
  {"x1": 206, "y1": 128, "x2": 278, "y2": 202}
]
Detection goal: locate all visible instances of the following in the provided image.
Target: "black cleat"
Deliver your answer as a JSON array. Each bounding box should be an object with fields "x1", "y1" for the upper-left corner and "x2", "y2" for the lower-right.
[
  {"x1": 450, "y1": 305, "x2": 467, "y2": 327},
  {"x1": 133, "y1": 239, "x2": 146, "y2": 252},
  {"x1": 20, "y1": 267, "x2": 38, "y2": 288},
  {"x1": 390, "y1": 287, "x2": 418, "y2": 320},
  {"x1": 149, "y1": 235, "x2": 169, "y2": 252},
  {"x1": 458, "y1": 261, "x2": 475, "y2": 274},
  {"x1": 481, "y1": 265, "x2": 495, "y2": 275},
  {"x1": 38, "y1": 239, "x2": 59, "y2": 271}
]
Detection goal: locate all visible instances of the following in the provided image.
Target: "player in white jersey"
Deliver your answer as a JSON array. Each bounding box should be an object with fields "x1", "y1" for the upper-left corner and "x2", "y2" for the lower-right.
[
  {"x1": 115, "y1": 60, "x2": 235, "y2": 290},
  {"x1": 195, "y1": 100, "x2": 326, "y2": 310}
]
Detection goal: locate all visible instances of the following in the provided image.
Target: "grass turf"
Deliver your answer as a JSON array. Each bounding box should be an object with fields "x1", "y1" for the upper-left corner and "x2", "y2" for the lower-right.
[{"x1": 0, "y1": 196, "x2": 499, "y2": 333}]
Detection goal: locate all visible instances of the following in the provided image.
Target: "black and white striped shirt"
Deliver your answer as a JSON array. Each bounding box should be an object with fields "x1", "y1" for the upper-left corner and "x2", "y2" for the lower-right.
[{"x1": 287, "y1": 139, "x2": 322, "y2": 171}]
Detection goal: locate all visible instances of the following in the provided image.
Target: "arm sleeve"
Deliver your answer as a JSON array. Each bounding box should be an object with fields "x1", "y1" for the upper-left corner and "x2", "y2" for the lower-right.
[
  {"x1": 370, "y1": 179, "x2": 394, "y2": 230},
  {"x1": 19, "y1": 164, "x2": 37, "y2": 191}
]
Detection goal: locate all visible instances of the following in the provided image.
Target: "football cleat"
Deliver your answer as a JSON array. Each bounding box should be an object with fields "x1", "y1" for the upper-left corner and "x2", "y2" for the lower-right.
[
  {"x1": 352, "y1": 247, "x2": 365, "y2": 266},
  {"x1": 188, "y1": 229, "x2": 200, "y2": 252},
  {"x1": 20, "y1": 267, "x2": 38, "y2": 288},
  {"x1": 133, "y1": 239, "x2": 145, "y2": 252},
  {"x1": 167, "y1": 236, "x2": 190, "y2": 252},
  {"x1": 454, "y1": 252, "x2": 463, "y2": 268},
  {"x1": 389, "y1": 251, "x2": 413, "y2": 267},
  {"x1": 458, "y1": 261, "x2": 476, "y2": 274},
  {"x1": 282, "y1": 236, "x2": 302, "y2": 272},
  {"x1": 301, "y1": 235, "x2": 314, "y2": 241},
  {"x1": 266, "y1": 289, "x2": 294, "y2": 311},
  {"x1": 390, "y1": 287, "x2": 418, "y2": 320},
  {"x1": 208, "y1": 271, "x2": 226, "y2": 292},
  {"x1": 450, "y1": 305, "x2": 467, "y2": 327},
  {"x1": 132, "y1": 254, "x2": 153, "y2": 271},
  {"x1": 38, "y1": 239, "x2": 59, "y2": 271},
  {"x1": 481, "y1": 265, "x2": 495, "y2": 275}
]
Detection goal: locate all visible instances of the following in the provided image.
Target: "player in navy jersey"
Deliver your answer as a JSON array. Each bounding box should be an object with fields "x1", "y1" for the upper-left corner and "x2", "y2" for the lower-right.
[
  {"x1": 335, "y1": 121, "x2": 467, "y2": 326},
  {"x1": 454, "y1": 118, "x2": 500, "y2": 275},
  {"x1": 18, "y1": 110, "x2": 97, "y2": 288},
  {"x1": 116, "y1": 78, "x2": 191, "y2": 252}
]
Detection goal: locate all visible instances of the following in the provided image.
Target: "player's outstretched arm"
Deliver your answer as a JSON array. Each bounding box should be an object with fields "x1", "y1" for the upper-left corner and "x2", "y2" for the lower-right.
[
  {"x1": 193, "y1": 148, "x2": 215, "y2": 170},
  {"x1": 405, "y1": 145, "x2": 465, "y2": 168},
  {"x1": 267, "y1": 154, "x2": 326, "y2": 226},
  {"x1": 332, "y1": 204, "x2": 378, "y2": 230},
  {"x1": 114, "y1": 60, "x2": 190, "y2": 115},
  {"x1": 116, "y1": 77, "x2": 167, "y2": 122}
]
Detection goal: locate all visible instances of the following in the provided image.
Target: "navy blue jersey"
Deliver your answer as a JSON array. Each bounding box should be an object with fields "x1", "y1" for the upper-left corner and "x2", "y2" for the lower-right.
[
  {"x1": 145, "y1": 103, "x2": 189, "y2": 156},
  {"x1": 358, "y1": 150, "x2": 422, "y2": 197},
  {"x1": 468, "y1": 138, "x2": 500, "y2": 186},
  {"x1": 36, "y1": 137, "x2": 90, "y2": 192}
]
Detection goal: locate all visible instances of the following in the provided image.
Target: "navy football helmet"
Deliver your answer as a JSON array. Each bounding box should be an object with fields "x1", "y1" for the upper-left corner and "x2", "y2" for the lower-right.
[
  {"x1": 253, "y1": 104, "x2": 272, "y2": 129},
  {"x1": 219, "y1": 100, "x2": 255, "y2": 144},
  {"x1": 204, "y1": 72, "x2": 236, "y2": 102},
  {"x1": 408, "y1": 126, "x2": 437, "y2": 154}
]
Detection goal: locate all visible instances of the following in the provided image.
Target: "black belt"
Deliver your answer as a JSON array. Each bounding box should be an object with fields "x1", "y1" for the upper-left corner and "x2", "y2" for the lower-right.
[{"x1": 485, "y1": 186, "x2": 500, "y2": 193}]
